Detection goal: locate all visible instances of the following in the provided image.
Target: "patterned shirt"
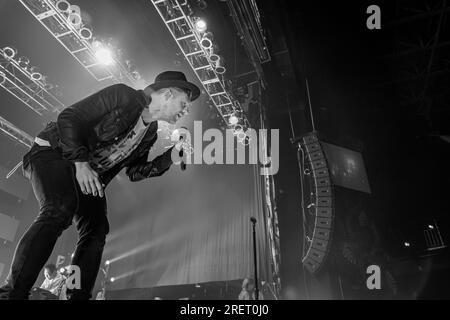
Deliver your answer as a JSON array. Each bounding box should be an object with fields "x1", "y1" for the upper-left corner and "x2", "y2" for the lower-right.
[{"x1": 88, "y1": 115, "x2": 151, "y2": 174}]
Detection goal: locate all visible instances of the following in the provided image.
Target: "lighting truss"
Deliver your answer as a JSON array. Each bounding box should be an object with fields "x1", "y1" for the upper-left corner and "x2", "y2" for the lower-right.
[
  {"x1": 0, "y1": 116, "x2": 34, "y2": 148},
  {"x1": 18, "y1": 0, "x2": 140, "y2": 86},
  {"x1": 0, "y1": 48, "x2": 65, "y2": 115},
  {"x1": 150, "y1": 0, "x2": 252, "y2": 128},
  {"x1": 258, "y1": 99, "x2": 281, "y2": 299}
]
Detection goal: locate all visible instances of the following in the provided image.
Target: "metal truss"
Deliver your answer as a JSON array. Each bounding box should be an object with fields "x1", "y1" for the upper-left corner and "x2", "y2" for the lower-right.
[
  {"x1": 0, "y1": 48, "x2": 65, "y2": 115},
  {"x1": 0, "y1": 116, "x2": 34, "y2": 148},
  {"x1": 150, "y1": 0, "x2": 251, "y2": 128},
  {"x1": 257, "y1": 86, "x2": 281, "y2": 299},
  {"x1": 262, "y1": 167, "x2": 281, "y2": 298},
  {"x1": 380, "y1": 0, "x2": 450, "y2": 118},
  {"x1": 18, "y1": 0, "x2": 140, "y2": 86},
  {"x1": 226, "y1": 0, "x2": 270, "y2": 88}
]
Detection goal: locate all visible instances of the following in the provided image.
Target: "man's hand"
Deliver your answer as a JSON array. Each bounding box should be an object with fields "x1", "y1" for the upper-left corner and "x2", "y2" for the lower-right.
[{"x1": 74, "y1": 162, "x2": 104, "y2": 197}]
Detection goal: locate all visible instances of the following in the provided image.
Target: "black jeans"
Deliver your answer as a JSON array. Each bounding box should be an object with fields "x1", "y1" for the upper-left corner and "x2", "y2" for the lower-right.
[{"x1": 0, "y1": 144, "x2": 109, "y2": 300}]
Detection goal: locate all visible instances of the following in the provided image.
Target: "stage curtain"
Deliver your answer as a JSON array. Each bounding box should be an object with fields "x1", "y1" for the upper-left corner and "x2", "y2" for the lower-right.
[{"x1": 103, "y1": 162, "x2": 272, "y2": 289}]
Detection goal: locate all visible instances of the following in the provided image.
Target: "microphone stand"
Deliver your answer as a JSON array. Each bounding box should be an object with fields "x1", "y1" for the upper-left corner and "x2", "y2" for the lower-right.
[{"x1": 251, "y1": 217, "x2": 259, "y2": 300}]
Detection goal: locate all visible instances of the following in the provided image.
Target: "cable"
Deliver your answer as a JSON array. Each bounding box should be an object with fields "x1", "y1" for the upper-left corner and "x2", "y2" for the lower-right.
[
  {"x1": 287, "y1": 92, "x2": 310, "y2": 299},
  {"x1": 305, "y1": 77, "x2": 316, "y2": 132}
]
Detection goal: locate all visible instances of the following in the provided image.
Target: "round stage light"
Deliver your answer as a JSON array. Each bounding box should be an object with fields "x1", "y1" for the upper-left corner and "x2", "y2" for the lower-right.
[
  {"x1": 79, "y1": 27, "x2": 93, "y2": 40},
  {"x1": 209, "y1": 52, "x2": 220, "y2": 63},
  {"x1": 17, "y1": 56, "x2": 30, "y2": 68},
  {"x1": 200, "y1": 32, "x2": 213, "y2": 49},
  {"x1": 29, "y1": 67, "x2": 43, "y2": 81},
  {"x1": 95, "y1": 48, "x2": 114, "y2": 65},
  {"x1": 229, "y1": 115, "x2": 239, "y2": 125},
  {"x1": 237, "y1": 131, "x2": 247, "y2": 141},
  {"x1": 55, "y1": 0, "x2": 70, "y2": 13},
  {"x1": 232, "y1": 124, "x2": 243, "y2": 135},
  {"x1": 110, "y1": 277, "x2": 115, "y2": 282},
  {"x1": 215, "y1": 57, "x2": 226, "y2": 74},
  {"x1": 91, "y1": 40, "x2": 102, "y2": 48},
  {"x1": 195, "y1": 19, "x2": 207, "y2": 33},
  {"x1": 3, "y1": 46, "x2": 17, "y2": 59}
]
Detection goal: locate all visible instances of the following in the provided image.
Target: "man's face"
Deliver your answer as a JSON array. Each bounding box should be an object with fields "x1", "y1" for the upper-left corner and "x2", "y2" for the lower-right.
[
  {"x1": 44, "y1": 268, "x2": 55, "y2": 280},
  {"x1": 159, "y1": 88, "x2": 191, "y2": 124}
]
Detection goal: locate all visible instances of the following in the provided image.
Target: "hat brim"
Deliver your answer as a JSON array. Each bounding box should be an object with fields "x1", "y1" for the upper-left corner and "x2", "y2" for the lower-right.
[{"x1": 150, "y1": 79, "x2": 201, "y2": 101}]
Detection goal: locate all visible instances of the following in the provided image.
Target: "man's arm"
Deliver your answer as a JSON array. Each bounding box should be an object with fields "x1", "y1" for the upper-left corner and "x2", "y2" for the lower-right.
[
  {"x1": 57, "y1": 83, "x2": 137, "y2": 162},
  {"x1": 125, "y1": 146, "x2": 175, "y2": 182}
]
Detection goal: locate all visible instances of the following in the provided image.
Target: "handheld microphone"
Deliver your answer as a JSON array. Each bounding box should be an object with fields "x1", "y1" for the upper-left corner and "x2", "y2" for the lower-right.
[
  {"x1": 178, "y1": 127, "x2": 187, "y2": 171},
  {"x1": 180, "y1": 146, "x2": 186, "y2": 171},
  {"x1": 250, "y1": 217, "x2": 257, "y2": 224}
]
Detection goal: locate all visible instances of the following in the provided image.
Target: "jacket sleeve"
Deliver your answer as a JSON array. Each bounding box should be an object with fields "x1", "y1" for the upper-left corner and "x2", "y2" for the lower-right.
[
  {"x1": 57, "y1": 83, "x2": 137, "y2": 162},
  {"x1": 125, "y1": 146, "x2": 175, "y2": 182}
]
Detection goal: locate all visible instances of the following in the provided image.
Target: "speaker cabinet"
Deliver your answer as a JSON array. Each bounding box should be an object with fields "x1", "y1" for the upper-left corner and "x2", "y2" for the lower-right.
[{"x1": 300, "y1": 132, "x2": 334, "y2": 274}]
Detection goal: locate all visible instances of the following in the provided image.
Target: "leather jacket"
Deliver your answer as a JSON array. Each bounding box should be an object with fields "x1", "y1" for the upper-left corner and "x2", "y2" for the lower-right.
[{"x1": 26, "y1": 84, "x2": 174, "y2": 186}]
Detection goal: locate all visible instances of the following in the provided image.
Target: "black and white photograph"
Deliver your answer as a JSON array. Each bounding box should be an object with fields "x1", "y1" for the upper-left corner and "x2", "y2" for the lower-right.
[{"x1": 0, "y1": 0, "x2": 449, "y2": 306}]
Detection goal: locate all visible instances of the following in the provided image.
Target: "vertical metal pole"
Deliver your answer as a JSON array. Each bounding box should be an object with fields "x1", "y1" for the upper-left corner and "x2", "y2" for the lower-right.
[
  {"x1": 252, "y1": 220, "x2": 259, "y2": 300},
  {"x1": 305, "y1": 78, "x2": 316, "y2": 132}
]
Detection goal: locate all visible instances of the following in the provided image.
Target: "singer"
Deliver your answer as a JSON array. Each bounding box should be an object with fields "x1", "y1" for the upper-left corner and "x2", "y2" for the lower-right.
[{"x1": 0, "y1": 71, "x2": 200, "y2": 300}]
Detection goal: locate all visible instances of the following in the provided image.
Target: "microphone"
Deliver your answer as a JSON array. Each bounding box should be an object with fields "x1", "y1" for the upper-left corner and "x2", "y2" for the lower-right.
[
  {"x1": 178, "y1": 127, "x2": 187, "y2": 171},
  {"x1": 250, "y1": 217, "x2": 257, "y2": 224},
  {"x1": 179, "y1": 146, "x2": 186, "y2": 171}
]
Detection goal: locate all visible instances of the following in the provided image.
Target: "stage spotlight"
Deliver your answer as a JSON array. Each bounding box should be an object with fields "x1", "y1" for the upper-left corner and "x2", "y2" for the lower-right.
[
  {"x1": 110, "y1": 277, "x2": 115, "y2": 282},
  {"x1": 71, "y1": 252, "x2": 75, "y2": 259},
  {"x1": 404, "y1": 242, "x2": 410, "y2": 247},
  {"x1": 232, "y1": 124, "x2": 244, "y2": 135},
  {"x1": 208, "y1": 44, "x2": 220, "y2": 63},
  {"x1": 239, "y1": 135, "x2": 251, "y2": 146},
  {"x1": 95, "y1": 47, "x2": 114, "y2": 65},
  {"x1": 232, "y1": 124, "x2": 243, "y2": 134},
  {"x1": 79, "y1": 27, "x2": 93, "y2": 40},
  {"x1": 29, "y1": 67, "x2": 43, "y2": 81},
  {"x1": 200, "y1": 32, "x2": 213, "y2": 49},
  {"x1": 17, "y1": 56, "x2": 30, "y2": 68},
  {"x1": 59, "y1": 267, "x2": 65, "y2": 273},
  {"x1": 237, "y1": 130, "x2": 246, "y2": 141},
  {"x1": 91, "y1": 39, "x2": 102, "y2": 48},
  {"x1": 428, "y1": 225, "x2": 434, "y2": 229},
  {"x1": 209, "y1": 53, "x2": 220, "y2": 63},
  {"x1": 55, "y1": 0, "x2": 70, "y2": 13},
  {"x1": 3, "y1": 46, "x2": 17, "y2": 59},
  {"x1": 194, "y1": 19, "x2": 207, "y2": 33},
  {"x1": 229, "y1": 115, "x2": 239, "y2": 125},
  {"x1": 214, "y1": 56, "x2": 226, "y2": 74},
  {"x1": 105, "y1": 260, "x2": 110, "y2": 266}
]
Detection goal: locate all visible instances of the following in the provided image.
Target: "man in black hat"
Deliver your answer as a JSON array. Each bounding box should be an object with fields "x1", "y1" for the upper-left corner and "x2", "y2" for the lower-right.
[{"x1": 0, "y1": 71, "x2": 200, "y2": 300}]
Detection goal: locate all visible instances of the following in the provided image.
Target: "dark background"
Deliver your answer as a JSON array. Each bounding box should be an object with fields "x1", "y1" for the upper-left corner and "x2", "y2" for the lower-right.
[{"x1": 257, "y1": 0, "x2": 450, "y2": 299}]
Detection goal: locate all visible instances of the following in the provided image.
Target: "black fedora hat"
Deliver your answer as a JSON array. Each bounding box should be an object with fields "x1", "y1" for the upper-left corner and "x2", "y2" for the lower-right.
[{"x1": 149, "y1": 71, "x2": 201, "y2": 101}]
